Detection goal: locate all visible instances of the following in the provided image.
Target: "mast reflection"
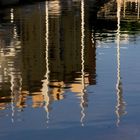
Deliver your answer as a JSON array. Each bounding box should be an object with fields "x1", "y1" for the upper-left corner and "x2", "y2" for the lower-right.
[
  {"x1": 116, "y1": 0, "x2": 126, "y2": 126},
  {"x1": 41, "y1": 1, "x2": 50, "y2": 125},
  {"x1": 10, "y1": 8, "x2": 22, "y2": 123},
  {"x1": 80, "y1": 0, "x2": 86, "y2": 126},
  {"x1": 10, "y1": 8, "x2": 15, "y2": 123}
]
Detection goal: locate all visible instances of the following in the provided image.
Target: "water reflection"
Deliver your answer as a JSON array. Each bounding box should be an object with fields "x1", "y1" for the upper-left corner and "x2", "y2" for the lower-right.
[
  {"x1": 123, "y1": 0, "x2": 140, "y2": 19},
  {"x1": 10, "y1": 8, "x2": 14, "y2": 23},
  {"x1": 98, "y1": 0, "x2": 140, "y2": 21},
  {"x1": 0, "y1": 1, "x2": 96, "y2": 123},
  {"x1": 115, "y1": 0, "x2": 126, "y2": 126},
  {"x1": 41, "y1": 1, "x2": 50, "y2": 124},
  {"x1": 80, "y1": 0, "x2": 86, "y2": 126},
  {"x1": 48, "y1": 0, "x2": 61, "y2": 16},
  {"x1": 0, "y1": 0, "x2": 140, "y2": 130}
]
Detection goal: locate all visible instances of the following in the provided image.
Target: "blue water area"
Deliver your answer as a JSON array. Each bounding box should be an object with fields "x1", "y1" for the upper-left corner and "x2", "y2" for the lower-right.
[{"x1": 0, "y1": 0, "x2": 140, "y2": 139}]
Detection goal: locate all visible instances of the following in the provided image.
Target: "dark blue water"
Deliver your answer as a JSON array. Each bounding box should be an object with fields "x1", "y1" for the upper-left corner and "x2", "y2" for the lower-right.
[{"x1": 0, "y1": 0, "x2": 140, "y2": 139}]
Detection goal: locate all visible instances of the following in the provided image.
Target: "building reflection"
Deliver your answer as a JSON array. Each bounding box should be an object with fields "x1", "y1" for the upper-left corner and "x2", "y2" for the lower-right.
[
  {"x1": 0, "y1": 0, "x2": 99, "y2": 124},
  {"x1": 97, "y1": 0, "x2": 140, "y2": 20},
  {"x1": 0, "y1": 0, "x2": 138, "y2": 126}
]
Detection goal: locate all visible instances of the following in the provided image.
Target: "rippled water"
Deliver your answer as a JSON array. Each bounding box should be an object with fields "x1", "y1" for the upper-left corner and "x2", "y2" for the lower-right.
[{"x1": 0, "y1": 0, "x2": 140, "y2": 139}]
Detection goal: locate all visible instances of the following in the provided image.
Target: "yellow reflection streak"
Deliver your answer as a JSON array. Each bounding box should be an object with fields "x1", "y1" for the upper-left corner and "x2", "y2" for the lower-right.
[
  {"x1": 41, "y1": 1, "x2": 50, "y2": 125},
  {"x1": 80, "y1": 0, "x2": 85, "y2": 127},
  {"x1": 116, "y1": 0, "x2": 126, "y2": 126}
]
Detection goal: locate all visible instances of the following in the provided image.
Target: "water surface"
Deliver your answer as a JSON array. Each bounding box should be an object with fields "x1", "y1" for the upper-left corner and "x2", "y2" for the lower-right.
[{"x1": 0, "y1": 0, "x2": 140, "y2": 139}]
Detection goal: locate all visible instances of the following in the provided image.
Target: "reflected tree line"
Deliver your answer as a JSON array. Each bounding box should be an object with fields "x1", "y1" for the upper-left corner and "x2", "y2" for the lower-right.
[{"x1": 0, "y1": 0, "x2": 139, "y2": 125}]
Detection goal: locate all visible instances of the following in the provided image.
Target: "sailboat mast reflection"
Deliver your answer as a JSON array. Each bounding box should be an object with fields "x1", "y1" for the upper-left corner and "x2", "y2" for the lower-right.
[
  {"x1": 116, "y1": 0, "x2": 126, "y2": 126},
  {"x1": 10, "y1": 69, "x2": 15, "y2": 123},
  {"x1": 10, "y1": 9, "x2": 15, "y2": 123},
  {"x1": 80, "y1": 0, "x2": 86, "y2": 126},
  {"x1": 41, "y1": 1, "x2": 50, "y2": 125},
  {"x1": 10, "y1": 8, "x2": 15, "y2": 123},
  {"x1": 9, "y1": 8, "x2": 22, "y2": 122}
]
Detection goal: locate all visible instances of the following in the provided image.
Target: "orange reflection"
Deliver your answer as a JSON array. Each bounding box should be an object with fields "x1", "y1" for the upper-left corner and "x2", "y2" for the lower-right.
[
  {"x1": 16, "y1": 91, "x2": 28, "y2": 108},
  {"x1": 49, "y1": 81, "x2": 64, "y2": 101},
  {"x1": 31, "y1": 81, "x2": 64, "y2": 109},
  {"x1": 0, "y1": 96, "x2": 10, "y2": 110}
]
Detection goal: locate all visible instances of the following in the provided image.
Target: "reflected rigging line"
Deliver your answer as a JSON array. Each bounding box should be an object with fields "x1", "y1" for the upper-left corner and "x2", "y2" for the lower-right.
[
  {"x1": 116, "y1": 0, "x2": 126, "y2": 126},
  {"x1": 10, "y1": 71, "x2": 15, "y2": 123},
  {"x1": 10, "y1": 8, "x2": 15, "y2": 123},
  {"x1": 80, "y1": 0, "x2": 86, "y2": 127},
  {"x1": 41, "y1": 1, "x2": 50, "y2": 126},
  {"x1": 10, "y1": 8, "x2": 23, "y2": 123}
]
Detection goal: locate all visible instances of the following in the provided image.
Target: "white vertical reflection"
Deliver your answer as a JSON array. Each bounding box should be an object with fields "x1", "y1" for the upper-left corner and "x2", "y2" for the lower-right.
[
  {"x1": 9, "y1": 8, "x2": 22, "y2": 123},
  {"x1": 80, "y1": 0, "x2": 85, "y2": 127},
  {"x1": 41, "y1": 1, "x2": 50, "y2": 125},
  {"x1": 10, "y1": 70, "x2": 15, "y2": 123},
  {"x1": 10, "y1": 70, "x2": 22, "y2": 123},
  {"x1": 116, "y1": 0, "x2": 126, "y2": 126},
  {"x1": 10, "y1": 8, "x2": 14, "y2": 23},
  {"x1": 10, "y1": 8, "x2": 15, "y2": 123}
]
